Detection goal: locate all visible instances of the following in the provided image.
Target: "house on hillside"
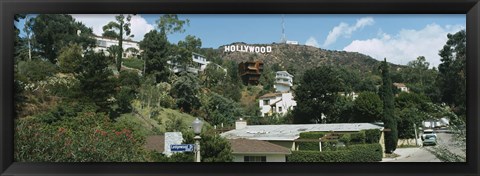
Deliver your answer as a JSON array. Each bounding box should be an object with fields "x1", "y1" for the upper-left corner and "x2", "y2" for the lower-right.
[
  {"x1": 221, "y1": 119, "x2": 385, "y2": 152},
  {"x1": 167, "y1": 52, "x2": 210, "y2": 75},
  {"x1": 393, "y1": 83, "x2": 409, "y2": 93},
  {"x1": 274, "y1": 71, "x2": 293, "y2": 92},
  {"x1": 92, "y1": 34, "x2": 141, "y2": 59},
  {"x1": 238, "y1": 61, "x2": 264, "y2": 85},
  {"x1": 258, "y1": 92, "x2": 296, "y2": 117}
]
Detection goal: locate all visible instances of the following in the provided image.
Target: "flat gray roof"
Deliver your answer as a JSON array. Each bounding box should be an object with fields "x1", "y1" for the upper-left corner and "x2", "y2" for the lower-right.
[{"x1": 221, "y1": 123, "x2": 384, "y2": 141}]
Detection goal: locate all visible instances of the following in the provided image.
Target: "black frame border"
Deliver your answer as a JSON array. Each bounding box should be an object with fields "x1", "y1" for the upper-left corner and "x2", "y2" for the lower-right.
[{"x1": 1, "y1": 0, "x2": 479, "y2": 175}]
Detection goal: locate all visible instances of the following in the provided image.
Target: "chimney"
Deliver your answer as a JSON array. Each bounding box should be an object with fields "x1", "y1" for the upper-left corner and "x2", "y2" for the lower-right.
[{"x1": 235, "y1": 118, "x2": 247, "y2": 130}]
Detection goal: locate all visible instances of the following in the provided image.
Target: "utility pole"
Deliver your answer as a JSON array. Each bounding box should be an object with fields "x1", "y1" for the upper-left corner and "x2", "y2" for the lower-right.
[
  {"x1": 414, "y1": 123, "x2": 418, "y2": 146},
  {"x1": 280, "y1": 14, "x2": 286, "y2": 43}
]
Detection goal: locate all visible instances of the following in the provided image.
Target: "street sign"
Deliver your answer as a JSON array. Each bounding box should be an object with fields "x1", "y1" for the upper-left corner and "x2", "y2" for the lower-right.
[{"x1": 170, "y1": 144, "x2": 195, "y2": 152}]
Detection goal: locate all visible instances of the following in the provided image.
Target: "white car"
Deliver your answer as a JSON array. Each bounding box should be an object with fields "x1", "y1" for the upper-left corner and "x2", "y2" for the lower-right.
[{"x1": 421, "y1": 129, "x2": 437, "y2": 140}]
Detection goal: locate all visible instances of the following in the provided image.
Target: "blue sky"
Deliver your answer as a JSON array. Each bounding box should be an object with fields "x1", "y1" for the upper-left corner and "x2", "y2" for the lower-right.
[{"x1": 17, "y1": 14, "x2": 465, "y2": 67}]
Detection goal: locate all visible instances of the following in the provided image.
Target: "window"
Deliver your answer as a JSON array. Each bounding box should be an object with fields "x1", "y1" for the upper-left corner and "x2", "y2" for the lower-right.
[
  {"x1": 244, "y1": 156, "x2": 266, "y2": 162},
  {"x1": 278, "y1": 107, "x2": 282, "y2": 112},
  {"x1": 263, "y1": 99, "x2": 270, "y2": 105}
]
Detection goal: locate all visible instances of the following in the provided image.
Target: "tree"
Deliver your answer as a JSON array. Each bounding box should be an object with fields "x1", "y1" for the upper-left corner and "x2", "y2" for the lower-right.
[
  {"x1": 28, "y1": 14, "x2": 95, "y2": 63},
  {"x1": 293, "y1": 66, "x2": 343, "y2": 124},
  {"x1": 156, "y1": 14, "x2": 189, "y2": 35},
  {"x1": 351, "y1": 92, "x2": 383, "y2": 123},
  {"x1": 140, "y1": 30, "x2": 171, "y2": 83},
  {"x1": 379, "y1": 58, "x2": 398, "y2": 154},
  {"x1": 437, "y1": 30, "x2": 466, "y2": 118},
  {"x1": 171, "y1": 72, "x2": 201, "y2": 113},
  {"x1": 77, "y1": 51, "x2": 116, "y2": 114},
  {"x1": 183, "y1": 130, "x2": 234, "y2": 162},
  {"x1": 201, "y1": 63, "x2": 227, "y2": 89},
  {"x1": 102, "y1": 14, "x2": 134, "y2": 72},
  {"x1": 57, "y1": 43, "x2": 83, "y2": 73},
  {"x1": 202, "y1": 92, "x2": 242, "y2": 126}
]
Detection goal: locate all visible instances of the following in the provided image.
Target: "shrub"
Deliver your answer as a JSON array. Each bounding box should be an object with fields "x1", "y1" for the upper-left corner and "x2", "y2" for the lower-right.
[
  {"x1": 339, "y1": 133, "x2": 351, "y2": 146},
  {"x1": 15, "y1": 110, "x2": 148, "y2": 162},
  {"x1": 364, "y1": 129, "x2": 382, "y2": 144},
  {"x1": 298, "y1": 132, "x2": 326, "y2": 151},
  {"x1": 287, "y1": 143, "x2": 383, "y2": 162},
  {"x1": 347, "y1": 143, "x2": 383, "y2": 162},
  {"x1": 350, "y1": 131, "x2": 366, "y2": 144},
  {"x1": 122, "y1": 58, "x2": 144, "y2": 70}
]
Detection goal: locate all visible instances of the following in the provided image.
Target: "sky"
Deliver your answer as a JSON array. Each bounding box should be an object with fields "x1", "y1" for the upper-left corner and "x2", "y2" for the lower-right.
[{"x1": 17, "y1": 14, "x2": 465, "y2": 68}]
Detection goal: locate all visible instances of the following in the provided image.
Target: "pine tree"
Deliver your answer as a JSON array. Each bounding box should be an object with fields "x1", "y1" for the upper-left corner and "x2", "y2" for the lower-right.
[{"x1": 379, "y1": 58, "x2": 398, "y2": 154}]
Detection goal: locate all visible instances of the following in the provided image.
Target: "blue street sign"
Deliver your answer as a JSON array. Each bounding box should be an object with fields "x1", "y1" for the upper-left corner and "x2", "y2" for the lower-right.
[{"x1": 171, "y1": 144, "x2": 195, "y2": 152}]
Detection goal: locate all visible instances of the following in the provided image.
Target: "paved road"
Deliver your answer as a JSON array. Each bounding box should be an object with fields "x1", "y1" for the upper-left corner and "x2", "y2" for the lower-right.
[{"x1": 384, "y1": 132, "x2": 464, "y2": 162}]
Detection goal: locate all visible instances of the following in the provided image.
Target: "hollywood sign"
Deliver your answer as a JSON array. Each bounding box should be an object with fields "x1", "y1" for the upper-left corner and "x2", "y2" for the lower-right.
[{"x1": 224, "y1": 45, "x2": 272, "y2": 53}]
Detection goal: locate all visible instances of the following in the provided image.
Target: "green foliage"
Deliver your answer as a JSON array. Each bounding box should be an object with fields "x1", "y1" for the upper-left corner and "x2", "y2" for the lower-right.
[
  {"x1": 379, "y1": 58, "x2": 398, "y2": 154},
  {"x1": 122, "y1": 58, "x2": 144, "y2": 70},
  {"x1": 202, "y1": 92, "x2": 242, "y2": 126},
  {"x1": 183, "y1": 130, "x2": 234, "y2": 162},
  {"x1": 57, "y1": 43, "x2": 83, "y2": 73},
  {"x1": 103, "y1": 14, "x2": 134, "y2": 72},
  {"x1": 352, "y1": 91, "x2": 383, "y2": 123},
  {"x1": 17, "y1": 60, "x2": 58, "y2": 82},
  {"x1": 140, "y1": 30, "x2": 171, "y2": 83},
  {"x1": 349, "y1": 131, "x2": 366, "y2": 145},
  {"x1": 77, "y1": 51, "x2": 116, "y2": 113},
  {"x1": 293, "y1": 66, "x2": 343, "y2": 123},
  {"x1": 298, "y1": 132, "x2": 326, "y2": 151},
  {"x1": 288, "y1": 144, "x2": 383, "y2": 162},
  {"x1": 178, "y1": 35, "x2": 202, "y2": 53},
  {"x1": 437, "y1": 30, "x2": 466, "y2": 118},
  {"x1": 156, "y1": 14, "x2": 190, "y2": 35},
  {"x1": 15, "y1": 109, "x2": 148, "y2": 162},
  {"x1": 364, "y1": 129, "x2": 382, "y2": 144},
  {"x1": 165, "y1": 116, "x2": 189, "y2": 133},
  {"x1": 28, "y1": 14, "x2": 95, "y2": 63},
  {"x1": 201, "y1": 63, "x2": 227, "y2": 89},
  {"x1": 171, "y1": 72, "x2": 201, "y2": 113}
]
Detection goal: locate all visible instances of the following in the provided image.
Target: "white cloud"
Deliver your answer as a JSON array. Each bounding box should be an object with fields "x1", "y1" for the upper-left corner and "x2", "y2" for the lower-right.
[
  {"x1": 323, "y1": 17, "x2": 374, "y2": 47},
  {"x1": 305, "y1": 36, "x2": 320, "y2": 47},
  {"x1": 71, "y1": 14, "x2": 154, "y2": 42},
  {"x1": 343, "y1": 23, "x2": 464, "y2": 68}
]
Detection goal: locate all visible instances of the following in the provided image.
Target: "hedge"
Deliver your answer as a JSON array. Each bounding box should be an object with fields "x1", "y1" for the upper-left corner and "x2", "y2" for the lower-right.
[
  {"x1": 288, "y1": 143, "x2": 383, "y2": 162},
  {"x1": 350, "y1": 131, "x2": 366, "y2": 144},
  {"x1": 364, "y1": 129, "x2": 382, "y2": 144}
]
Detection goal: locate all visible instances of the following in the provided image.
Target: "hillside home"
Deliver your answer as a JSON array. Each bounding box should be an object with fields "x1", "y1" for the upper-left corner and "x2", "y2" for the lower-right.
[
  {"x1": 258, "y1": 92, "x2": 297, "y2": 117},
  {"x1": 92, "y1": 34, "x2": 140, "y2": 59},
  {"x1": 167, "y1": 52, "x2": 209, "y2": 74},
  {"x1": 393, "y1": 83, "x2": 409, "y2": 93},
  {"x1": 274, "y1": 71, "x2": 293, "y2": 92},
  {"x1": 238, "y1": 61, "x2": 264, "y2": 85}
]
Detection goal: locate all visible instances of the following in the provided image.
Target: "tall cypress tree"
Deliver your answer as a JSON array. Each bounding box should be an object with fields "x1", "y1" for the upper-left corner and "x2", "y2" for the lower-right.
[{"x1": 379, "y1": 58, "x2": 398, "y2": 154}]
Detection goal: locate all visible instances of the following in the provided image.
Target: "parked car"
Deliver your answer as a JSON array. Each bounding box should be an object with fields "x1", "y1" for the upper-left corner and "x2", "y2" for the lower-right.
[
  {"x1": 422, "y1": 134, "x2": 437, "y2": 146},
  {"x1": 421, "y1": 129, "x2": 437, "y2": 140}
]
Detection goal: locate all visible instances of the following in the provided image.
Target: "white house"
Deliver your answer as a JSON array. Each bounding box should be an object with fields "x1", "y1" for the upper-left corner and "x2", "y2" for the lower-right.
[
  {"x1": 274, "y1": 71, "x2": 293, "y2": 92},
  {"x1": 221, "y1": 120, "x2": 385, "y2": 152},
  {"x1": 167, "y1": 52, "x2": 210, "y2": 74},
  {"x1": 92, "y1": 35, "x2": 140, "y2": 58},
  {"x1": 259, "y1": 92, "x2": 296, "y2": 117},
  {"x1": 393, "y1": 83, "x2": 409, "y2": 93}
]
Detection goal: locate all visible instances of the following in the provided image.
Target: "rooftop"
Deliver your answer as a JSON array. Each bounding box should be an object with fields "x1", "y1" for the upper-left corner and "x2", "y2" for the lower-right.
[
  {"x1": 259, "y1": 92, "x2": 282, "y2": 99},
  {"x1": 228, "y1": 138, "x2": 291, "y2": 155},
  {"x1": 221, "y1": 123, "x2": 384, "y2": 141},
  {"x1": 145, "y1": 135, "x2": 165, "y2": 153}
]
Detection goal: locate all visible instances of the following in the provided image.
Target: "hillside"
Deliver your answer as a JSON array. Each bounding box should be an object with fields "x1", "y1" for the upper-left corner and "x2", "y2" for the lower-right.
[{"x1": 203, "y1": 43, "x2": 404, "y2": 75}]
